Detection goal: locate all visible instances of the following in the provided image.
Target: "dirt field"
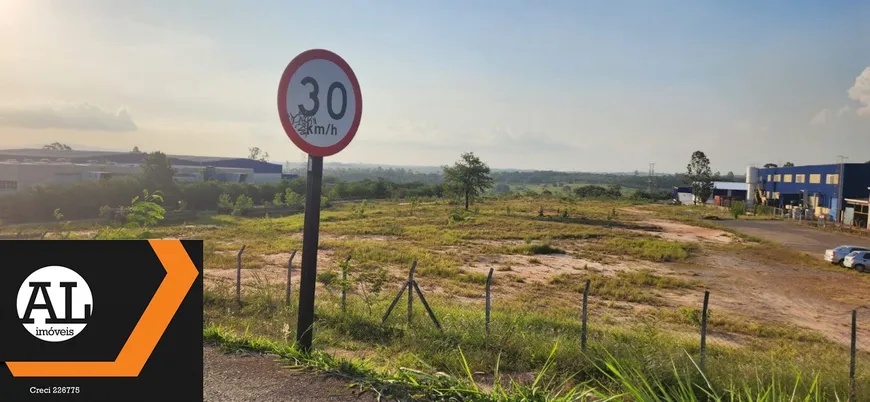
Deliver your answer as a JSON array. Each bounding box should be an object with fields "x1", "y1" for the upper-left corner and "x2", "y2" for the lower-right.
[
  {"x1": 720, "y1": 219, "x2": 870, "y2": 254},
  {"x1": 204, "y1": 346, "x2": 373, "y2": 402},
  {"x1": 202, "y1": 213, "x2": 870, "y2": 353},
  {"x1": 187, "y1": 201, "x2": 870, "y2": 397}
]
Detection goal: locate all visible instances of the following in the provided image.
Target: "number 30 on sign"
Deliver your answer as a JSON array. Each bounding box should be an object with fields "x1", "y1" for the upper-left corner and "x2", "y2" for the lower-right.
[{"x1": 277, "y1": 49, "x2": 363, "y2": 157}]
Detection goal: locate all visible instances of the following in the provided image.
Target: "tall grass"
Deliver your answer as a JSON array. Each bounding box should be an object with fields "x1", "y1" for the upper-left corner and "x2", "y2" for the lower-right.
[
  {"x1": 204, "y1": 283, "x2": 863, "y2": 401},
  {"x1": 205, "y1": 324, "x2": 846, "y2": 401}
]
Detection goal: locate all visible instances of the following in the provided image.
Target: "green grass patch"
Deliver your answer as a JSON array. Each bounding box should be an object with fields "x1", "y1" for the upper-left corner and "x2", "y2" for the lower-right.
[
  {"x1": 549, "y1": 270, "x2": 698, "y2": 305},
  {"x1": 595, "y1": 237, "x2": 693, "y2": 262}
]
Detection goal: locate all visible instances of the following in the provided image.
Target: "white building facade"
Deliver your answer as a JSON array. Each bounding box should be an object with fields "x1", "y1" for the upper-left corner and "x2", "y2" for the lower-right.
[{"x1": 0, "y1": 160, "x2": 269, "y2": 194}]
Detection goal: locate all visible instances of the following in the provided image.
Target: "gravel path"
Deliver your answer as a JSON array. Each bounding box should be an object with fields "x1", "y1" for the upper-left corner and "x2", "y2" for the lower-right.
[{"x1": 204, "y1": 346, "x2": 376, "y2": 402}]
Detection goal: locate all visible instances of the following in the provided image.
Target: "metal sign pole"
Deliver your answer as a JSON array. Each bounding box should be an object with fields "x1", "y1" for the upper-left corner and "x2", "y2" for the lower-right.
[
  {"x1": 278, "y1": 48, "x2": 362, "y2": 352},
  {"x1": 296, "y1": 155, "x2": 323, "y2": 352}
]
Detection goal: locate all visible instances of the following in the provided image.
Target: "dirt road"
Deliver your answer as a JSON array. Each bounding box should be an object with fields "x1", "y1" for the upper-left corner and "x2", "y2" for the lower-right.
[
  {"x1": 720, "y1": 219, "x2": 870, "y2": 255},
  {"x1": 204, "y1": 346, "x2": 374, "y2": 402},
  {"x1": 699, "y1": 219, "x2": 870, "y2": 351}
]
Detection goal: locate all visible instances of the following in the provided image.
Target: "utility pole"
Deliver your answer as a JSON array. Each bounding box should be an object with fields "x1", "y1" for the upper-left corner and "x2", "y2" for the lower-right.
[{"x1": 837, "y1": 155, "x2": 849, "y2": 164}]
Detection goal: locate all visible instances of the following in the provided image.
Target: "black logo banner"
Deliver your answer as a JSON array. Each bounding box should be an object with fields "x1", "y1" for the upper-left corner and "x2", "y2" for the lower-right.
[{"x1": 0, "y1": 240, "x2": 203, "y2": 401}]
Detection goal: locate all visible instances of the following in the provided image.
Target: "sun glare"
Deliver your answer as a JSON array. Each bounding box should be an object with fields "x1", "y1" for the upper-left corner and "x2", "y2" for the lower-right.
[{"x1": 0, "y1": 0, "x2": 26, "y2": 26}]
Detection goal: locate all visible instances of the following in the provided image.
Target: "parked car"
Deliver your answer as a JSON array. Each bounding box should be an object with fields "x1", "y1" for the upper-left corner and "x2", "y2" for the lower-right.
[
  {"x1": 823, "y1": 245, "x2": 870, "y2": 266},
  {"x1": 843, "y1": 251, "x2": 870, "y2": 273}
]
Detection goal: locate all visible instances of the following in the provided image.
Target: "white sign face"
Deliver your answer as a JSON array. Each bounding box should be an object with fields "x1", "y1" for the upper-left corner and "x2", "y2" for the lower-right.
[
  {"x1": 278, "y1": 49, "x2": 362, "y2": 157},
  {"x1": 284, "y1": 60, "x2": 357, "y2": 147},
  {"x1": 17, "y1": 265, "x2": 93, "y2": 342}
]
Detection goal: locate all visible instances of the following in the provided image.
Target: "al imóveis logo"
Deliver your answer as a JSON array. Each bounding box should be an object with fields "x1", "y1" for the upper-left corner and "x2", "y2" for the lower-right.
[{"x1": 16, "y1": 265, "x2": 93, "y2": 342}]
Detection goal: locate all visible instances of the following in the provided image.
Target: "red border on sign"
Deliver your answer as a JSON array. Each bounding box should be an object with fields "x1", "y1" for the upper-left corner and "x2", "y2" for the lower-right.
[{"x1": 277, "y1": 49, "x2": 363, "y2": 157}]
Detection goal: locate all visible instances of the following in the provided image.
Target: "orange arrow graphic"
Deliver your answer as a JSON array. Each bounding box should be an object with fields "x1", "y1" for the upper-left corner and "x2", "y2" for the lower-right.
[{"x1": 5, "y1": 239, "x2": 199, "y2": 377}]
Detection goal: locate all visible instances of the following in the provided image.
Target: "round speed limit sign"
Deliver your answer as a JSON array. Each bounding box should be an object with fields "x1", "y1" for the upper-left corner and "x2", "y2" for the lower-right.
[{"x1": 277, "y1": 49, "x2": 363, "y2": 157}]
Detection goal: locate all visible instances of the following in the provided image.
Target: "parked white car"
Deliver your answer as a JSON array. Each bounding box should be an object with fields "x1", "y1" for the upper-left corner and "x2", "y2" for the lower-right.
[
  {"x1": 843, "y1": 251, "x2": 870, "y2": 273},
  {"x1": 824, "y1": 245, "x2": 870, "y2": 266}
]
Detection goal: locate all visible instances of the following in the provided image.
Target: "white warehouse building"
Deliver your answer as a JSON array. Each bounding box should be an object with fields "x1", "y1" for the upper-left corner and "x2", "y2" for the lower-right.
[{"x1": 0, "y1": 149, "x2": 287, "y2": 194}]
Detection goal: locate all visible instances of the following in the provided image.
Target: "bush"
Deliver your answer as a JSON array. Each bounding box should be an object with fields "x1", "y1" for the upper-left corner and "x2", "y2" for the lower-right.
[
  {"x1": 217, "y1": 193, "x2": 233, "y2": 209},
  {"x1": 126, "y1": 190, "x2": 166, "y2": 227},
  {"x1": 285, "y1": 189, "x2": 303, "y2": 207},
  {"x1": 231, "y1": 194, "x2": 254, "y2": 216},
  {"x1": 731, "y1": 201, "x2": 746, "y2": 218},
  {"x1": 272, "y1": 192, "x2": 284, "y2": 206}
]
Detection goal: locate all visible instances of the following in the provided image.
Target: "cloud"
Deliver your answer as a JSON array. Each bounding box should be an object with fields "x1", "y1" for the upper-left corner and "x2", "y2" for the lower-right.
[
  {"x1": 735, "y1": 120, "x2": 769, "y2": 134},
  {"x1": 0, "y1": 103, "x2": 137, "y2": 132},
  {"x1": 848, "y1": 66, "x2": 870, "y2": 116},
  {"x1": 810, "y1": 109, "x2": 829, "y2": 125},
  {"x1": 836, "y1": 105, "x2": 852, "y2": 117}
]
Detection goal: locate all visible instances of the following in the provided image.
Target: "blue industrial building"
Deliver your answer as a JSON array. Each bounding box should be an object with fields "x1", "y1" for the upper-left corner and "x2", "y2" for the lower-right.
[
  {"x1": 754, "y1": 163, "x2": 870, "y2": 223},
  {"x1": 0, "y1": 149, "x2": 282, "y2": 174}
]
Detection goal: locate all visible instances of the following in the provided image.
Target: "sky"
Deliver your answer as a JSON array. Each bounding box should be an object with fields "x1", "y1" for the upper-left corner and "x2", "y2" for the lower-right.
[{"x1": 0, "y1": 0, "x2": 868, "y2": 173}]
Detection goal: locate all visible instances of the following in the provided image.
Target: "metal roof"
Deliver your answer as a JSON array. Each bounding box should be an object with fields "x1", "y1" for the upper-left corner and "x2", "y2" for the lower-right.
[
  {"x1": 0, "y1": 148, "x2": 247, "y2": 163},
  {"x1": 713, "y1": 181, "x2": 748, "y2": 191},
  {"x1": 0, "y1": 148, "x2": 125, "y2": 159}
]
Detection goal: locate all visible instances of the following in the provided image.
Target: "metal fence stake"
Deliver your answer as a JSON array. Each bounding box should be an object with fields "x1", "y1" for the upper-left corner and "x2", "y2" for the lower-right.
[
  {"x1": 581, "y1": 279, "x2": 591, "y2": 351},
  {"x1": 285, "y1": 250, "x2": 297, "y2": 306},
  {"x1": 341, "y1": 256, "x2": 351, "y2": 313},
  {"x1": 408, "y1": 260, "x2": 417, "y2": 324},
  {"x1": 381, "y1": 259, "x2": 440, "y2": 331},
  {"x1": 381, "y1": 282, "x2": 409, "y2": 324},
  {"x1": 413, "y1": 281, "x2": 441, "y2": 331},
  {"x1": 236, "y1": 245, "x2": 246, "y2": 305},
  {"x1": 485, "y1": 268, "x2": 494, "y2": 339},
  {"x1": 700, "y1": 290, "x2": 710, "y2": 376}
]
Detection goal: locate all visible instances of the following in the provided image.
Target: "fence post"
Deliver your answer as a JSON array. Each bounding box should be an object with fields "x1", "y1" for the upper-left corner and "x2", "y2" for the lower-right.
[
  {"x1": 285, "y1": 250, "x2": 297, "y2": 307},
  {"x1": 236, "y1": 245, "x2": 246, "y2": 306},
  {"x1": 581, "y1": 279, "x2": 591, "y2": 351},
  {"x1": 700, "y1": 290, "x2": 710, "y2": 375},
  {"x1": 408, "y1": 260, "x2": 417, "y2": 324},
  {"x1": 485, "y1": 268, "x2": 494, "y2": 339},
  {"x1": 412, "y1": 281, "x2": 442, "y2": 331},
  {"x1": 341, "y1": 256, "x2": 351, "y2": 313},
  {"x1": 849, "y1": 309, "x2": 858, "y2": 402}
]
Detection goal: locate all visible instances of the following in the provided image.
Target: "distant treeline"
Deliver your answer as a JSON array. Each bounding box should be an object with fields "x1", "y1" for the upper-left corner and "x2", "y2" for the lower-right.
[
  {"x1": 0, "y1": 176, "x2": 448, "y2": 224},
  {"x1": 318, "y1": 167, "x2": 443, "y2": 184},
  {"x1": 0, "y1": 176, "x2": 669, "y2": 224},
  {"x1": 1, "y1": 160, "x2": 717, "y2": 224},
  {"x1": 318, "y1": 167, "x2": 744, "y2": 190},
  {"x1": 492, "y1": 171, "x2": 745, "y2": 189}
]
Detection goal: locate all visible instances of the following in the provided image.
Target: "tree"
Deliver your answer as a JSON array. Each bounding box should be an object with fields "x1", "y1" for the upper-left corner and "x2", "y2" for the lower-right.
[
  {"x1": 783, "y1": 162, "x2": 795, "y2": 167},
  {"x1": 687, "y1": 151, "x2": 714, "y2": 205},
  {"x1": 141, "y1": 151, "x2": 177, "y2": 193},
  {"x1": 132, "y1": 146, "x2": 142, "y2": 153},
  {"x1": 248, "y1": 147, "x2": 270, "y2": 162},
  {"x1": 725, "y1": 171, "x2": 735, "y2": 181},
  {"x1": 442, "y1": 152, "x2": 494, "y2": 210},
  {"x1": 763, "y1": 163, "x2": 778, "y2": 168},
  {"x1": 43, "y1": 142, "x2": 72, "y2": 151}
]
